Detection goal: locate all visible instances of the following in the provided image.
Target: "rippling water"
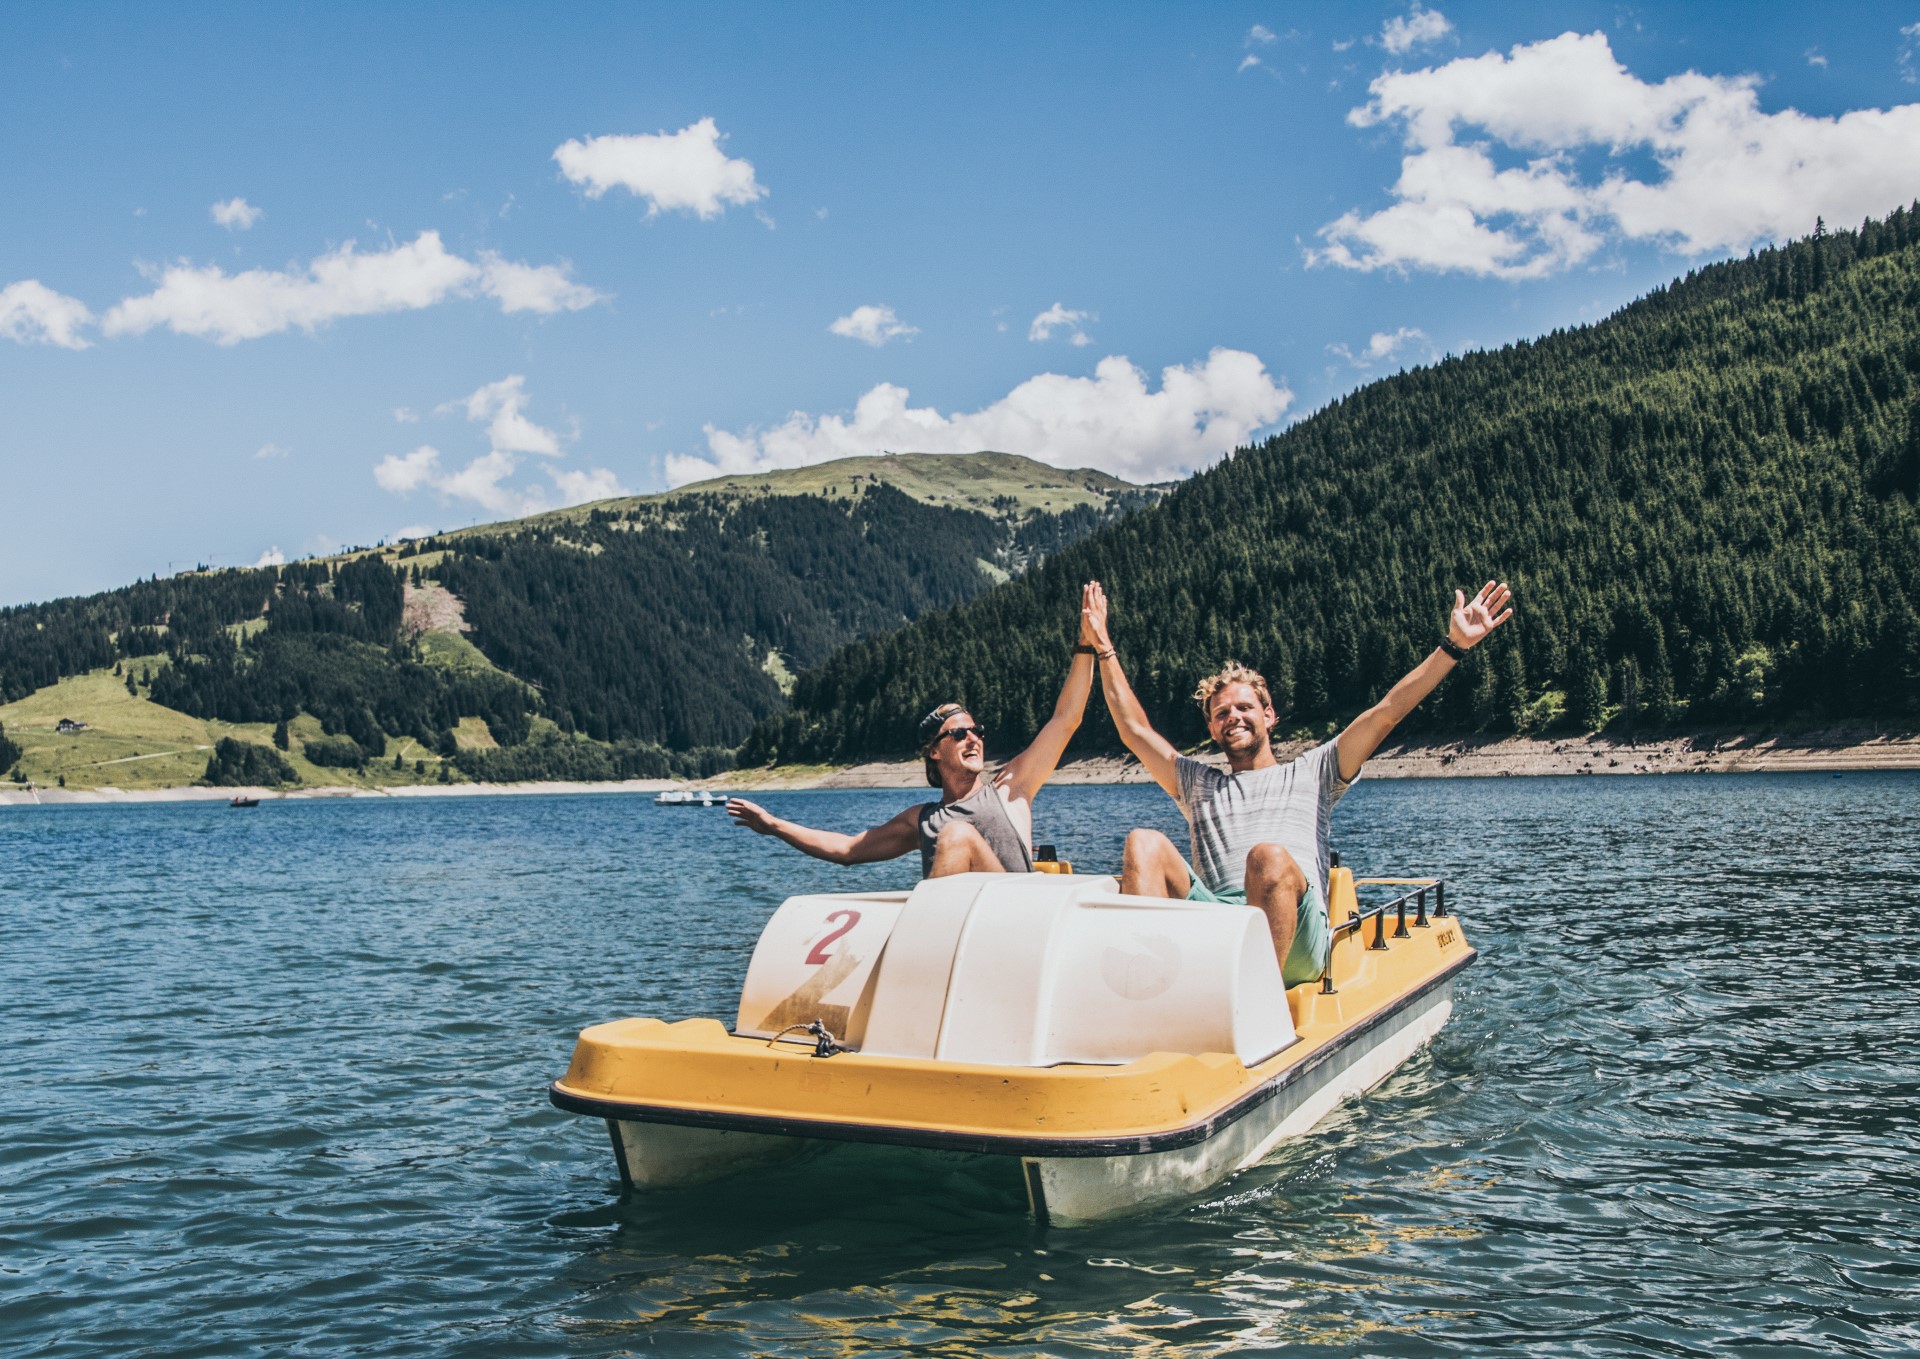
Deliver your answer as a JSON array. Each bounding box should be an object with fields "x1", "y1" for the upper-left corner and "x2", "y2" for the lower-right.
[{"x1": 3, "y1": 774, "x2": 1917, "y2": 1357}]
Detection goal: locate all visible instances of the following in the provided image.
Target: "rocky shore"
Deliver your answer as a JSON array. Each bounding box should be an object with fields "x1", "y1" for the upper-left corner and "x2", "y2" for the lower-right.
[
  {"x1": 5, "y1": 728, "x2": 1914, "y2": 807},
  {"x1": 711, "y1": 725, "x2": 1920, "y2": 790}
]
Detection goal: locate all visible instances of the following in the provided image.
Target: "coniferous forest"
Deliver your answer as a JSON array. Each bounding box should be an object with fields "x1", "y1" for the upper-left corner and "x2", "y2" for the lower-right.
[{"x1": 746, "y1": 209, "x2": 1920, "y2": 764}]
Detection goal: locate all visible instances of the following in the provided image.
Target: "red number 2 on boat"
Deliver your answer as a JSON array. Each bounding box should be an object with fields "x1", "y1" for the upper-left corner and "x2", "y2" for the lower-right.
[{"x1": 804, "y1": 909, "x2": 862, "y2": 965}]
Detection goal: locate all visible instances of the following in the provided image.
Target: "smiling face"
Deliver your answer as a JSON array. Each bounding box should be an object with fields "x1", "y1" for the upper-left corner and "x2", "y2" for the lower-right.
[
  {"x1": 1205, "y1": 682, "x2": 1275, "y2": 761},
  {"x1": 928, "y1": 711, "x2": 987, "y2": 781}
]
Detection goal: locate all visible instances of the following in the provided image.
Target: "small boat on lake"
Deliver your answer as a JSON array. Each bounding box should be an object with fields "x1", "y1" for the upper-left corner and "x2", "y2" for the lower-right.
[
  {"x1": 551, "y1": 863, "x2": 1473, "y2": 1223},
  {"x1": 653, "y1": 789, "x2": 725, "y2": 807},
  {"x1": 228, "y1": 796, "x2": 260, "y2": 808}
]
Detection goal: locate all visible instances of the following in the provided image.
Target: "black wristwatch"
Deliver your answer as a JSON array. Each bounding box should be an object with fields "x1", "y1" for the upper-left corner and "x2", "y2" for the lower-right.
[{"x1": 1437, "y1": 636, "x2": 1469, "y2": 662}]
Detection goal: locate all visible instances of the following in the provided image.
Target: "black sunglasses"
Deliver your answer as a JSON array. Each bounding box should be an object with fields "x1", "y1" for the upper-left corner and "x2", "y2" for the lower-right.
[{"x1": 937, "y1": 725, "x2": 987, "y2": 744}]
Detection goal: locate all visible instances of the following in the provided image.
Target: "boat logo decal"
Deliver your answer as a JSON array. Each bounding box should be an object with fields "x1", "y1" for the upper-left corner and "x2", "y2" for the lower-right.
[{"x1": 1100, "y1": 932, "x2": 1180, "y2": 1002}]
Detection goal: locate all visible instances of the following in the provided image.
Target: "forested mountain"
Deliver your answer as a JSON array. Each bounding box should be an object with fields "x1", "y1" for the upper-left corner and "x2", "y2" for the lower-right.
[
  {"x1": 427, "y1": 482, "x2": 1152, "y2": 749},
  {"x1": 0, "y1": 454, "x2": 1150, "y2": 785},
  {"x1": 746, "y1": 209, "x2": 1920, "y2": 764}
]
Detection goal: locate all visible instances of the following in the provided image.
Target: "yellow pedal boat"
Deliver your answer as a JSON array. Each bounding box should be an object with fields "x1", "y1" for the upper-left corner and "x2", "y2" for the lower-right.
[{"x1": 550, "y1": 864, "x2": 1475, "y2": 1224}]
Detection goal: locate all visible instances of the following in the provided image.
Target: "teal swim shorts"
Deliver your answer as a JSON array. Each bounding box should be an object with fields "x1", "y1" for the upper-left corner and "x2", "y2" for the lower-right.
[{"x1": 1187, "y1": 871, "x2": 1331, "y2": 987}]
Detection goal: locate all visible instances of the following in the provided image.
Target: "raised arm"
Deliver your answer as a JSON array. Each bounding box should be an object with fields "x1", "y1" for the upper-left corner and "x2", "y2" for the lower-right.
[
  {"x1": 1083, "y1": 582, "x2": 1183, "y2": 800},
  {"x1": 725, "y1": 798, "x2": 921, "y2": 865},
  {"x1": 1335, "y1": 580, "x2": 1514, "y2": 783},
  {"x1": 999, "y1": 583, "x2": 1100, "y2": 803}
]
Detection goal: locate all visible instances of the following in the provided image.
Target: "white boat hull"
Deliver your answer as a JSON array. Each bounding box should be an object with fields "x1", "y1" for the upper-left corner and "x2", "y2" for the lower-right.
[
  {"x1": 596, "y1": 977, "x2": 1456, "y2": 1223},
  {"x1": 1023, "y1": 977, "x2": 1454, "y2": 1223}
]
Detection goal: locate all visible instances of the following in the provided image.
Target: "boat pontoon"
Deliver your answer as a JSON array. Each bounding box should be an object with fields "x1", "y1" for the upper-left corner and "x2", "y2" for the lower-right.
[{"x1": 551, "y1": 864, "x2": 1474, "y2": 1224}]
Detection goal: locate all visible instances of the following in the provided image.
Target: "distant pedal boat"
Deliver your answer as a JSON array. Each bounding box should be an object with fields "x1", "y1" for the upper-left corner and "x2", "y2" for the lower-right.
[
  {"x1": 654, "y1": 789, "x2": 725, "y2": 807},
  {"x1": 551, "y1": 865, "x2": 1474, "y2": 1223}
]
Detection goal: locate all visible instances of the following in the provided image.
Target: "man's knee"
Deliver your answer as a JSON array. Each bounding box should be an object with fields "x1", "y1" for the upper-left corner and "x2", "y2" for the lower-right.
[
  {"x1": 1124, "y1": 827, "x2": 1174, "y2": 864},
  {"x1": 936, "y1": 820, "x2": 986, "y2": 848},
  {"x1": 1246, "y1": 842, "x2": 1306, "y2": 895},
  {"x1": 929, "y1": 820, "x2": 1003, "y2": 875}
]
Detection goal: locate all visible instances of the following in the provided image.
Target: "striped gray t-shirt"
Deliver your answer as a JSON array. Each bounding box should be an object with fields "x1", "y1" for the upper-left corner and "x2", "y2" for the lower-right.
[{"x1": 1174, "y1": 740, "x2": 1354, "y2": 898}]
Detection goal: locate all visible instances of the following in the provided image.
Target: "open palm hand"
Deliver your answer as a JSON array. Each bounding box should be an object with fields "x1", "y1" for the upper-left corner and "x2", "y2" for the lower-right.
[{"x1": 1450, "y1": 580, "x2": 1514, "y2": 649}]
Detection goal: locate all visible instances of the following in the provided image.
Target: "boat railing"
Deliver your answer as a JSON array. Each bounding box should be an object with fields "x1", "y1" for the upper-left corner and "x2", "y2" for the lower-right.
[{"x1": 1319, "y1": 876, "x2": 1448, "y2": 995}]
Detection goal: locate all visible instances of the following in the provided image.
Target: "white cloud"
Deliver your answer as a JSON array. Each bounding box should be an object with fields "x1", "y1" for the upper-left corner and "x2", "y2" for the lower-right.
[
  {"x1": 434, "y1": 450, "x2": 539, "y2": 517},
  {"x1": 375, "y1": 444, "x2": 547, "y2": 519},
  {"x1": 446, "y1": 375, "x2": 563, "y2": 456},
  {"x1": 548, "y1": 466, "x2": 627, "y2": 505},
  {"x1": 394, "y1": 524, "x2": 435, "y2": 542},
  {"x1": 1029, "y1": 302, "x2": 1093, "y2": 344},
  {"x1": 374, "y1": 444, "x2": 444, "y2": 494},
  {"x1": 393, "y1": 406, "x2": 419, "y2": 423},
  {"x1": 211, "y1": 197, "x2": 263, "y2": 230},
  {"x1": 668, "y1": 348, "x2": 1290, "y2": 487},
  {"x1": 253, "y1": 546, "x2": 285, "y2": 568},
  {"x1": 1248, "y1": 24, "x2": 1277, "y2": 46},
  {"x1": 829, "y1": 304, "x2": 919, "y2": 347},
  {"x1": 477, "y1": 254, "x2": 604, "y2": 313},
  {"x1": 0, "y1": 280, "x2": 94, "y2": 349},
  {"x1": 553, "y1": 117, "x2": 767, "y2": 219},
  {"x1": 100, "y1": 231, "x2": 605, "y2": 344},
  {"x1": 254, "y1": 442, "x2": 290, "y2": 460},
  {"x1": 378, "y1": 377, "x2": 625, "y2": 519},
  {"x1": 1902, "y1": 24, "x2": 1920, "y2": 84},
  {"x1": 1239, "y1": 55, "x2": 1264, "y2": 75},
  {"x1": 1312, "y1": 31, "x2": 1920, "y2": 279},
  {"x1": 1330, "y1": 326, "x2": 1429, "y2": 367},
  {"x1": 1380, "y1": 4, "x2": 1452, "y2": 55},
  {"x1": 1805, "y1": 48, "x2": 1828, "y2": 70}
]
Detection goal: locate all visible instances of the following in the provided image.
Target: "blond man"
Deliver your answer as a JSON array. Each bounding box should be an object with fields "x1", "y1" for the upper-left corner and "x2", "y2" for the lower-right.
[{"x1": 1082, "y1": 580, "x2": 1513, "y2": 984}]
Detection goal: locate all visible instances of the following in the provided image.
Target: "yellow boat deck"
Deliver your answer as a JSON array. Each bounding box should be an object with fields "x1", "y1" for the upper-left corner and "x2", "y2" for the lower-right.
[{"x1": 550, "y1": 873, "x2": 1475, "y2": 1154}]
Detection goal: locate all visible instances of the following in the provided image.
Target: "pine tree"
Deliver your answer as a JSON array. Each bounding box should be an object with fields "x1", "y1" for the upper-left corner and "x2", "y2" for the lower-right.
[{"x1": 1569, "y1": 655, "x2": 1609, "y2": 731}]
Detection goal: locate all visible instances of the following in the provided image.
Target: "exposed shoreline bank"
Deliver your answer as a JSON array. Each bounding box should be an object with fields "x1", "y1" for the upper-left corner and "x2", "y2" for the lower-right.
[{"x1": 4, "y1": 728, "x2": 1916, "y2": 807}]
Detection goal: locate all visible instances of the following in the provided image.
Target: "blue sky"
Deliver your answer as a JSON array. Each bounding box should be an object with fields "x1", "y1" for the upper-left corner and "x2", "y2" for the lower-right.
[{"x1": 6, "y1": 2, "x2": 1920, "y2": 606}]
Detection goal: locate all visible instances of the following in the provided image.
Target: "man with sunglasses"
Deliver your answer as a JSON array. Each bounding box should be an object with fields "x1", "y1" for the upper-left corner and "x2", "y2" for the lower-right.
[{"x1": 726, "y1": 583, "x2": 1101, "y2": 877}]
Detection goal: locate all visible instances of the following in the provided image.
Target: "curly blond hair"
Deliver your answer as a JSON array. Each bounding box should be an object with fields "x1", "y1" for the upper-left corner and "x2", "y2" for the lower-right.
[{"x1": 1192, "y1": 662, "x2": 1274, "y2": 719}]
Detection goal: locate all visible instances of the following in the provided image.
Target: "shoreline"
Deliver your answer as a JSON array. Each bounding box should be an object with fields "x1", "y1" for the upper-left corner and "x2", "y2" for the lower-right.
[{"x1": 5, "y1": 728, "x2": 1916, "y2": 807}]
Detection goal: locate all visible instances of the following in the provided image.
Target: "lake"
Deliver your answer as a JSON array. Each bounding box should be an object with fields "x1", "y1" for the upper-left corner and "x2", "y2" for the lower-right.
[{"x1": 3, "y1": 774, "x2": 1916, "y2": 1357}]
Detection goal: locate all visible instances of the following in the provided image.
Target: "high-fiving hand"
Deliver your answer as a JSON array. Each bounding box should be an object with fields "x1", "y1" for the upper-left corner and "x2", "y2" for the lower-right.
[
  {"x1": 1449, "y1": 580, "x2": 1515, "y2": 650},
  {"x1": 1080, "y1": 581, "x2": 1111, "y2": 651}
]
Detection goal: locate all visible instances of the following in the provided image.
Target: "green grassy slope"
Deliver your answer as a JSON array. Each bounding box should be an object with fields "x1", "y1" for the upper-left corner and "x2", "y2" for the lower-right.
[{"x1": 442, "y1": 451, "x2": 1142, "y2": 539}]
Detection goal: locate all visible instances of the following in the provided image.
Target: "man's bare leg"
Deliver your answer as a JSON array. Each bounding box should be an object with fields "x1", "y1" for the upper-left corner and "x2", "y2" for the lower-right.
[
  {"x1": 1244, "y1": 842, "x2": 1308, "y2": 971},
  {"x1": 1121, "y1": 828, "x2": 1191, "y2": 898},
  {"x1": 928, "y1": 822, "x2": 1007, "y2": 877}
]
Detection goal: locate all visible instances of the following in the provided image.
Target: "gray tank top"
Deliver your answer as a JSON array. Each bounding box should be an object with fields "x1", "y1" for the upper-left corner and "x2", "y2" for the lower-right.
[{"x1": 917, "y1": 780, "x2": 1035, "y2": 877}]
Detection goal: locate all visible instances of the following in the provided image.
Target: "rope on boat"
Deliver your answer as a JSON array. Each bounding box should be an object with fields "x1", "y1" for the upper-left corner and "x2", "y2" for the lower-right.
[{"x1": 767, "y1": 1019, "x2": 849, "y2": 1058}]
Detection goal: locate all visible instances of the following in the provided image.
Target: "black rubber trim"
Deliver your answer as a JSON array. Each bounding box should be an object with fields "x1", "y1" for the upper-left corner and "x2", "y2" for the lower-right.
[
  {"x1": 1023, "y1": 1160, "x2": 1050, "y2": 1224},
  {"x1": 604, "y1": 1118, "x2": 633, "y2": 1189},
  {"x1": 550, "y1": 948, "x2": 1476, "y2": 1158}
]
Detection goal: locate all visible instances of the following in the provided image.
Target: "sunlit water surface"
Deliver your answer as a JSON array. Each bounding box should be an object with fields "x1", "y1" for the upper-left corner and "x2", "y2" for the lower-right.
[{"x1": 3, "y1": 775, "x2": 1916, "y2": 1357}]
